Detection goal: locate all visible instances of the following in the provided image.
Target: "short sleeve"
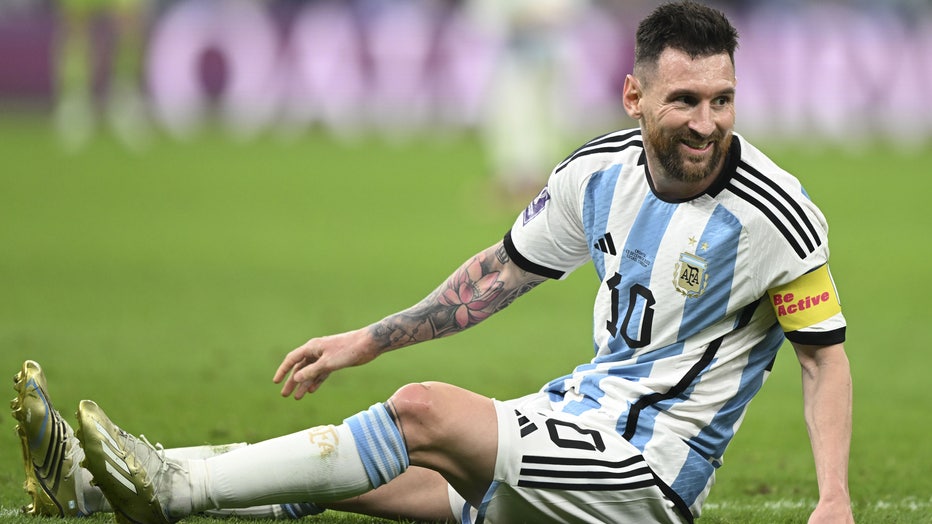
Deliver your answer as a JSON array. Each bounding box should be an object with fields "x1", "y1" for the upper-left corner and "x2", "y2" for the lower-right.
[{"x1": 504, "y1": 169, "x2": 591, "y2": 280}]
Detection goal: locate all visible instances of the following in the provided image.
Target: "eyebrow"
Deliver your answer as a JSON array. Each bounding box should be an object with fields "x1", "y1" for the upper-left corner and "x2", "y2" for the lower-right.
[{"x1": 667, "y1": 87, "x2": 736, "y2": 100}]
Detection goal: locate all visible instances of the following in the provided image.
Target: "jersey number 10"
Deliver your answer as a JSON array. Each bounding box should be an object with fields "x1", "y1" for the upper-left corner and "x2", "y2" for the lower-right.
[{"x1": 606, "y1": 272, "x2": 656, "y2": 348}]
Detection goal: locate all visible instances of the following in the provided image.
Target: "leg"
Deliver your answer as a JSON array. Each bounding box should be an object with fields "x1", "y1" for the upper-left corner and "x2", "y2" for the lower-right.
[
  {"x1": 76, "y1": 381, "x2": 499, "y2": 523},
  {"x1": 105, "y1": 0, "x2": 152, "y2": 150},
  {"x1": 108, "y1": 0, "x2": 146, "y2": 86},
  {"x1": 326, "y1": 381, "x2": 499, "y2": 519},
  {"x1": 53, "y1": 0, "x2": 97, "y2": 150},
  {"x1": 386, "y1": 381, "x2": 497, "y2": 506},
  {"x1": 326, "y1": 382, "x2": 498, "y2": 521},
  {"x1": 325, "y1": 466, "x2": 453, "y2": 521}
]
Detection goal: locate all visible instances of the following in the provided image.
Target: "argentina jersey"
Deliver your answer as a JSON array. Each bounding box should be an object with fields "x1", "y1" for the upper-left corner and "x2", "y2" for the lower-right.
[{"x1": 503, "y1": 128, "x2": 845, "y2": 517}]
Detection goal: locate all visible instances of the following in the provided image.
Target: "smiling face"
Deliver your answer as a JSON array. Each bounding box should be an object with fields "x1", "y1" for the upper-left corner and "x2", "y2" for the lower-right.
[{"x1": 624, "y1": 48, "x2": 737, "y2": 195}]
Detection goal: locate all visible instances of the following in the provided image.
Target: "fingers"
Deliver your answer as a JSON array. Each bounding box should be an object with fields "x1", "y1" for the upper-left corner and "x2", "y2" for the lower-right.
[
  {"x1": 277, "y1": 362, "x2": 302, "y2": 397},
  {"x1": 277, "y1": 366, "x2": 314, "y2": 399},
  {"x1": 272, "y1": 347, "x2": 307, "y2": 384},
  {"x1": 287, "y1": 371, "x2": 330, "y2": 400},
  {"x1": 273, "y1": 329, "x2": 369, "y2": 399},
  {"x1": 273, "y1": 342, "x2": 326, "y2": 399}
]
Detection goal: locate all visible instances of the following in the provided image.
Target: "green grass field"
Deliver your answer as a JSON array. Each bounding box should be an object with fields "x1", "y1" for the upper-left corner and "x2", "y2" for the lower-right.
[{"x1": 1, "y1": 116, "x2": 930, "y2": 523}]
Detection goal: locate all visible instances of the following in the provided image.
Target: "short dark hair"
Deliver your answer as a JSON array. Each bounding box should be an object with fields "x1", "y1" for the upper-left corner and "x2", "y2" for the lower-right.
[{"x1": 634, "y1": 1, "x2": 739, "y2": 76}]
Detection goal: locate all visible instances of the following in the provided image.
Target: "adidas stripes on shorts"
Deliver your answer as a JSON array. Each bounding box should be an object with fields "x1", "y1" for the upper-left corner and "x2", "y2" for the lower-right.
[{"x1": 447, "y1": 393, "x2": 688, "y2": 524}]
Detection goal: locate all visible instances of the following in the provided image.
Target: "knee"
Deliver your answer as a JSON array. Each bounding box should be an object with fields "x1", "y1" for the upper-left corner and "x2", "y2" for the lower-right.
[
  {"x1": 388, "y1": 381, "x2": 445, "y2": 421},
  {"x1": 386, "y1": 382, "x2": 448, "y2": 443}
]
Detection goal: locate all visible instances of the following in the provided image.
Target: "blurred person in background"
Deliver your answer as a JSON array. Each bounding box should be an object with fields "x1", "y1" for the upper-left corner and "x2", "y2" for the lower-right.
[
  {"x1": 53, "y1": 0, "x2": 151, "y2": 151},
  {"x1": 468, "y1": 0, "x2": 585, "y2": 202}
]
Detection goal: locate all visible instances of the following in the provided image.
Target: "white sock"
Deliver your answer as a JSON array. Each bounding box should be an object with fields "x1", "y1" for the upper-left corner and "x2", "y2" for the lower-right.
[
  {"x1": 79, "y1": 443, "x2": 247, "y2": 514},
  {"x1": 198, "y1": 424, "x2": 369, "y2": 510},
  {"x1": 193, "y1": 403, "x2": 408, "y2": 511},
  {"x1": 76, "y1": 462, "x2": 109, "y2": 514},
  {"x1": 167, "y1": 443, "x2": 327, "y2": 519},
  {"x1": 165, "y1": 442, "x2": 247, "y2": 460}
]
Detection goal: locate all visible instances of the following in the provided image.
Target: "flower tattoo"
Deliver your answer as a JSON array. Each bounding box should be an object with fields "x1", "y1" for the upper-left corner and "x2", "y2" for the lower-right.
[{"x1": 438, "y1": 257, "x2": 504, "y2": 328}]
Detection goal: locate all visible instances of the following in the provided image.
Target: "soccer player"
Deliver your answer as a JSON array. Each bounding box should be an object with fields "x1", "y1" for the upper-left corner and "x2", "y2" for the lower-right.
[
  {"x1": 19, "y1": 1, "x2": 854, "y2": 522},
  {"x1": 468, "y1": 0, "x2": 586, "y2": 200},
  {"x1": 53, "y1": 0, "x2": 151, "y2": 151}
]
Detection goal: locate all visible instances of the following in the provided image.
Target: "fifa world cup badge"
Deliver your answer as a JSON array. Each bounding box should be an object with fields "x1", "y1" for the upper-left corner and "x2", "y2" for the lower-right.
[
  {"x1": 674, "y1": 252, "x2": 709, "y2": 298},
  {"x1": 522, "y1": 187, "x2": 551, "y2": 225}
]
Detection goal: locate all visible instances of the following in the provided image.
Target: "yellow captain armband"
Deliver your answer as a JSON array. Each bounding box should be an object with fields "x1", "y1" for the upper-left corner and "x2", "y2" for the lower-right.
[{"x1": 767, "y1": 264, "x2": 842, "y2": 332}]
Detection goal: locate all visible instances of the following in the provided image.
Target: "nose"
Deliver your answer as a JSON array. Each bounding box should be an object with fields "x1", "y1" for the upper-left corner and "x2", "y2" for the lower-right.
[{"x1": 688, "y1": 103, "x2": 716, "y2": 137}]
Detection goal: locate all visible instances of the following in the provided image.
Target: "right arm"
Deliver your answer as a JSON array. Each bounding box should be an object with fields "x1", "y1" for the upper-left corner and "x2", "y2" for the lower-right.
[{"x1": 273, "y1": 240, "x2": 547, "y2": 399}]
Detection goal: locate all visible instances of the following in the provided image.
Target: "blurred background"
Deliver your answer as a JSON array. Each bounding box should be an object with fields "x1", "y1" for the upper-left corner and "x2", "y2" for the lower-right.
[{"x1": 1, "y1": 0, "x2": 930, "y2": 156}]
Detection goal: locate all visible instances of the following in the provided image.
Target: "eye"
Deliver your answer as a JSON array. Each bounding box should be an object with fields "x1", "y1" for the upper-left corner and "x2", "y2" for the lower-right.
[
  {"x1": 713, "y1": 95, "x2": 733, "y2": 106},
  {"x1": 674, "y1": 95, "x2": 698, "y2": 106}
]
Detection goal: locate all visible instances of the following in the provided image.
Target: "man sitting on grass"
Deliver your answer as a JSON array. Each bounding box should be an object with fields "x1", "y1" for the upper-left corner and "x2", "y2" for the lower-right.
[{"x1": 13, "y1": 2, "x2": 852, "y2": 522}]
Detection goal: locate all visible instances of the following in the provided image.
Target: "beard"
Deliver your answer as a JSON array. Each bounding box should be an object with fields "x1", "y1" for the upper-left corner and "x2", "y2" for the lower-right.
[{"x1": 644, "y1": 121, "x2": 731, "y2": 184}]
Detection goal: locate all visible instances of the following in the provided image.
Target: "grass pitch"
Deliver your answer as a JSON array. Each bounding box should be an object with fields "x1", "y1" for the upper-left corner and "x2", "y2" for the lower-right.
[{"x1": 1, "y1": 118, "x2": 930, "y2": 523}]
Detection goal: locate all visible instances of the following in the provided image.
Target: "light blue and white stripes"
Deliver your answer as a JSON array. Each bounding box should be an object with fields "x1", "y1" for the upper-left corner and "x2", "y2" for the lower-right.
[{"x1": 344, "y1": 403, "x2": 409, "y2": 488}]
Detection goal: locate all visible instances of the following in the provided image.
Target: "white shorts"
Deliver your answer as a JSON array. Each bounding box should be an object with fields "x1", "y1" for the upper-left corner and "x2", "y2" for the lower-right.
[{"x1": 448, "y1": 393, "x2": 689, "y2": 524}]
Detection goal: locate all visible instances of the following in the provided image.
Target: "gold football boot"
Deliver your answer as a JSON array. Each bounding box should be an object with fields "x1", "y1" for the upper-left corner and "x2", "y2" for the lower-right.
[
  {"x1": 11, "y1": 360, "x2": 89, "y2": 516},
  {"x1": 77, "y1": 399, "x2": 183, "y2": 524}
]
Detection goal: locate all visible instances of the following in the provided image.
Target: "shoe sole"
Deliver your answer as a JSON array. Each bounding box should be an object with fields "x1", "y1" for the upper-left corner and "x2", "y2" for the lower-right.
[{"x1": 76, "y1": 399, "x2": 171, "y2": 524}]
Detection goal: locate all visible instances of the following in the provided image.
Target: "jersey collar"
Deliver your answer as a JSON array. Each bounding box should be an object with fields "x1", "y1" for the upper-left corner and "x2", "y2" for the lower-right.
[{"x1": 639, "y1": 136, "x2": 741, "y2": 202}]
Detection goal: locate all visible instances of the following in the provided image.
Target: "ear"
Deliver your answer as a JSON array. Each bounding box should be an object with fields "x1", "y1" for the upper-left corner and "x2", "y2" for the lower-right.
[{"x1": 622, "y1": 74, "x2": 643, "y2": 120}]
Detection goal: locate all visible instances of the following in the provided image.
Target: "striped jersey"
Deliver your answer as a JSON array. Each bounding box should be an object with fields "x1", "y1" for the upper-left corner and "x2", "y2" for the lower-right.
[{"x1": 503, "y1": 128, "x2": 846, "y2": 518}]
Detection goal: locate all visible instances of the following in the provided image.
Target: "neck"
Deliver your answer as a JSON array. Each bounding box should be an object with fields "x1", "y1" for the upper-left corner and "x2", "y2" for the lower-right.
[{"x1": 645, "y1": 153, "x2": 724, "y2": 201}]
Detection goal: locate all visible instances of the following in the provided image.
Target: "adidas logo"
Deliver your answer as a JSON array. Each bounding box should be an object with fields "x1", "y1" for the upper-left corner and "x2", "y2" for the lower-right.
[
  {"x1": 94, "y1": 421, "x2": 137, "y2": 494},
  {"x1": 594, "y1": 233, "x2": 616, "y2": 255},
  {"x1": 516, "y1": 410, "x2": 538, "y2": 438}
]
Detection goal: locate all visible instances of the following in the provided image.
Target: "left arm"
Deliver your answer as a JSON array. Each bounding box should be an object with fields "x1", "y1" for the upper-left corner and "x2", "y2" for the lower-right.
[
  {"x1": 792, "y1": 342, "x2": 854, "y2": 524},
  {"x1": 274, "y1": 241, "x2": 546, "y2": 399}
]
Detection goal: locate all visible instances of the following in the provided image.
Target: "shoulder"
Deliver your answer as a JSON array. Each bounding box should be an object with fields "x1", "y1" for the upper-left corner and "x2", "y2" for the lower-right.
[
  {"x1": 718, "y1": 135, "x2": 829, "y2": 261},
  {"x1": 553, "y1": 128, "x2": 645, "y2": 177}
]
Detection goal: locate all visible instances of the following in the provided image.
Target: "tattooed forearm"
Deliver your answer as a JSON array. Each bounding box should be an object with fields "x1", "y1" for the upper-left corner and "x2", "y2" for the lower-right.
[
  {"x1": 495, "y1": 243, "x2": 510, "y2": 265},
  {"x1": 492, "y1": 239, "x2": 546, "y2": 311},
  {"x1": 494, "y1": 278, "x2": 544, "y2": 313},
  {"x1": 368, "y1": 242, "x2": 546, "y2": 353}
]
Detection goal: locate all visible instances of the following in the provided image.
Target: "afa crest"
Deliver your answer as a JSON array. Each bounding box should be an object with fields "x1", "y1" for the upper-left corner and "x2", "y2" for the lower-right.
[{"x1": 674, "y1": 252, "x2": 710, "y2": 298}]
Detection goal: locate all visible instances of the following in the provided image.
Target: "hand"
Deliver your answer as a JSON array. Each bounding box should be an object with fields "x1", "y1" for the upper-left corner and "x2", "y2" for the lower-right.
[
  {"x1": 272, "y1": 328, "x2": 376, "y2": 399},
  {"x1": 808, "y1": 498, "x2": 854, "y2": 524}
]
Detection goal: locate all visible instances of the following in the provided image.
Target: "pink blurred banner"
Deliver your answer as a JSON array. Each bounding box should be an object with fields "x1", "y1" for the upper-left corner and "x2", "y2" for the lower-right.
[{"x1": 1, "y1": 0, "x2": 929, "y2": 145}]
